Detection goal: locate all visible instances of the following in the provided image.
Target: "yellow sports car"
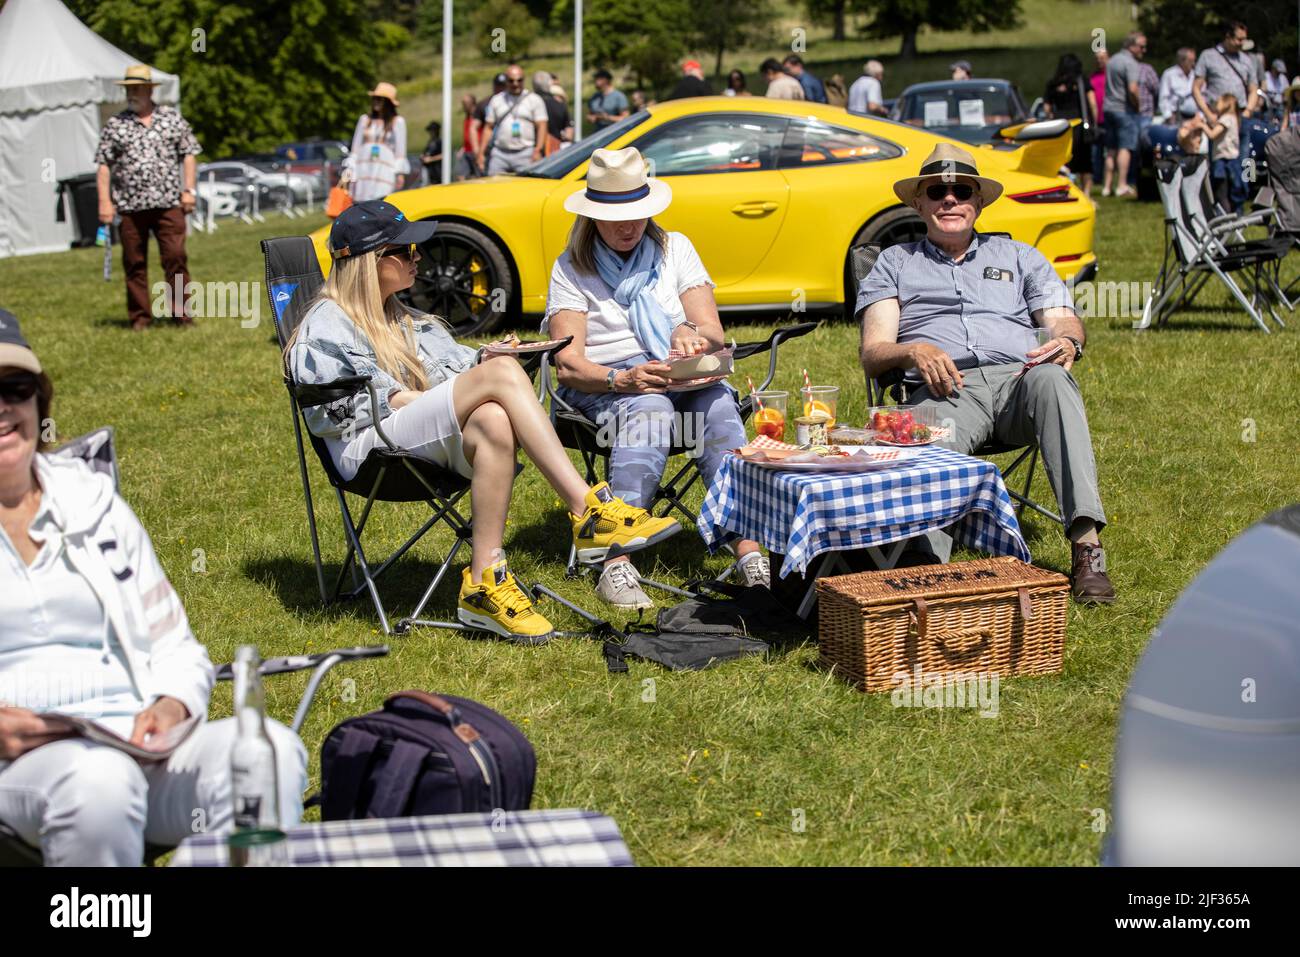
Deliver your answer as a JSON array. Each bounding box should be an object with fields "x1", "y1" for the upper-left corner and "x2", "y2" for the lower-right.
[{"x1": 311, "y1": 96, "x2": 1096, "y2": 335}]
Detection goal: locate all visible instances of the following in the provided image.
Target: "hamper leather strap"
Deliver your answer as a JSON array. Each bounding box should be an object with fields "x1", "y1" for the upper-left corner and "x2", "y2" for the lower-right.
[
  {"x1": 1017, "y1": 587, "x2": 1034, "y2": 621},
  {"x1": 910, "y1": 597, "x2": 992, "y2": 655}
]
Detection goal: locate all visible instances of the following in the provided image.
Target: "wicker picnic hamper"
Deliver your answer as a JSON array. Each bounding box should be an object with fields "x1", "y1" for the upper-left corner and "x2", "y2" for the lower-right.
[{"x1": 817, "y1": 557, "x2": 1069, "y2": 693}]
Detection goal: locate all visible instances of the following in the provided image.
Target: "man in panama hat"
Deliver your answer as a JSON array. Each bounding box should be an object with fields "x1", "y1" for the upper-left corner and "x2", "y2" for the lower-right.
[
  {"x1": 857, "y1": 142, "x2": 1115, "y2": 604},
  {"x1": 94, "y1": 65, "x2": 202, "y2": 331}
]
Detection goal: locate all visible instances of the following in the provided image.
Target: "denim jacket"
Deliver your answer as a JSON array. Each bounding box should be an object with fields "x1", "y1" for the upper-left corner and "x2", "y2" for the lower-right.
[{"x1": 288, "y1": 299, "x2": 477, "y2": 439}]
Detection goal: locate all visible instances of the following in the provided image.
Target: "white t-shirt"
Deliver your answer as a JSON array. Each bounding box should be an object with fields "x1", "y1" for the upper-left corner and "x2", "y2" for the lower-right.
[
  {"x1": 849, "y1": 75, "x2": 883, "y2": 114},
  {"x1": 543, "y1": 232, "x2": 715, "y2": 365},
  {"x1": 485, "y1": 91, "x2": 548, "y2": 152}
]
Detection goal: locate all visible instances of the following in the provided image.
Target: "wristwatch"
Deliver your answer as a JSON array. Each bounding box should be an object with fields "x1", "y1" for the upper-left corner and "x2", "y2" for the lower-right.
[
  {"x1": 1064, "y1": 336, "x2": 1084, "y2": 361},
  {"x1": 606, "y1": 368, "x2": 619, "y2": 392}
]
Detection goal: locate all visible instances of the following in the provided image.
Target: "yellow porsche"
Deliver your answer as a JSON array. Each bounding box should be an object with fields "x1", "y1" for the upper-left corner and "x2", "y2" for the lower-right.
[{"x1": 310, "y1": 96, "x2": 1096, "y2": 336}]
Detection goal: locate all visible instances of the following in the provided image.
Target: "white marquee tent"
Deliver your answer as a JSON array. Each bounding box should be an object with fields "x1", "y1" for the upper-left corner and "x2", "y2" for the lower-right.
[{"x1": 0, "y1": 0, "x2": 180, "y2": 258}]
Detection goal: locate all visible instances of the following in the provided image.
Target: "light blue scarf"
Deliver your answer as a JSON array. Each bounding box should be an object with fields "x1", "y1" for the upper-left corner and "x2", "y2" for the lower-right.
[{"x1": 593, "y1": 234, "x2": 673, "y2": 360}]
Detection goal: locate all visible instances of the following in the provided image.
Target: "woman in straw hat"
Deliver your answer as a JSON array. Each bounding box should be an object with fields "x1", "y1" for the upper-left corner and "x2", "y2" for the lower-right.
[
  {"x1": 286, "y1": 201, "x2": 679, "y2": 643},
  {"x1": 348, "y1": 82, "x2": 409, "y2": 202},
  {"x1": 1282, "y1": 78, "x2": 1300, "y2": 130},
  {"x1": 545, "y1": 148, "x2": 768, "y2": 610}
]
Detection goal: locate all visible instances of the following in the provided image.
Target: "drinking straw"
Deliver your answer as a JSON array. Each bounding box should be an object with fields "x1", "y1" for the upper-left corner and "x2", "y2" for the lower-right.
[
  {"x1": 746, "y1": 375, "x2": 763, "y2": 410},
  {"x1": 802, "y1": 367, "x2": 812, "y2": 394}
]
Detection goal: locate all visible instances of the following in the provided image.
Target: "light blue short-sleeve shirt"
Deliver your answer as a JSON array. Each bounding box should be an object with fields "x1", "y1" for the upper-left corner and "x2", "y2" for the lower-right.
[{"x1": 856, "y1": 232, "x2": 1073, "y2": 378}]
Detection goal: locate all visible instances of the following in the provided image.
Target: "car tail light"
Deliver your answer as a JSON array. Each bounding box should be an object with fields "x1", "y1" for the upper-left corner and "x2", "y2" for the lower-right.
[
  {"x1": 1008, "y1": 186, "x2": 1076, "y2": 203},
  {"x1": 1054, "y1": 253, "x2": 1084, "y2": 263}
]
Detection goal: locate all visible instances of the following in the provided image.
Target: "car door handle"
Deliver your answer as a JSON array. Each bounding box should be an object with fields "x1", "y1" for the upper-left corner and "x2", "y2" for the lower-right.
[{"x1": 731, "y1": 201, "x2": 779, "y2": 215}]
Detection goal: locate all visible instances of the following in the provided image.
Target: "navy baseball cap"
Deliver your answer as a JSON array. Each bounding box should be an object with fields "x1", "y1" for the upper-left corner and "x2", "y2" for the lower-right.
[
  {"x1": 329, "y1": 200, "x2": 437, "y2": 260},
  {"x1": 0, "y1": 308, "x2": 41, "y2": 374}
]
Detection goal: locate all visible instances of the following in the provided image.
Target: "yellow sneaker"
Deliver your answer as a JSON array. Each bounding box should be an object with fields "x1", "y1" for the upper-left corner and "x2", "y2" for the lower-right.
[
  {"x1": 571, "y1": 483, "x2": 681, "y2": 563},
  {"x1": 457, "y1": 560, "x2": 554, "y2": 644}
]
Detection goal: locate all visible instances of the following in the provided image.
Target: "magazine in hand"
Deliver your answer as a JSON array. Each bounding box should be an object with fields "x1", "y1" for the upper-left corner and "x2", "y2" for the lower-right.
[
  {"x1": 40, "y1": 712, "x2": 200, "y2": 762},
  {"x1": 481, "y1": 335, "x2": 573, "y2": 356}
]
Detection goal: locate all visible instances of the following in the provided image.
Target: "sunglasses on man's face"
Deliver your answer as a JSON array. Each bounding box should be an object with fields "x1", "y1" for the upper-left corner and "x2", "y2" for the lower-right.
[
  {"x1": 0, "y1": 373, "x2": 39, "y2": 405},
  {"x1": 379, "y1": 244, "x2": 418, "y2": 261},
  {"x1": 925, "y1": 183, "x2": 976, "y2": 202}
]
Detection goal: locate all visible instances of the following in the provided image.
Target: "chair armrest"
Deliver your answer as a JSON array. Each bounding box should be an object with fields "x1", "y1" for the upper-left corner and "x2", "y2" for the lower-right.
[
  {"x1": 290, "y1": 374, "x2": 371, "y2": 409},
  {"x1": 215, "y1": 645, "x2": 390, "y2": 681},
  {"x1": 1209, "y1": 209, "x2": 1272, "y2": 232},
  {"x1": 732, "y1": 320, "x2": 819, "y2": 361}
]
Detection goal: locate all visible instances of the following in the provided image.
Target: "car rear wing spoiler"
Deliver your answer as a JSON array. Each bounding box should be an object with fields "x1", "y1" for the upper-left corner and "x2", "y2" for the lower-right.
[{"x1": 996, "y1": 118, "x2": 1076, "y2": 179}]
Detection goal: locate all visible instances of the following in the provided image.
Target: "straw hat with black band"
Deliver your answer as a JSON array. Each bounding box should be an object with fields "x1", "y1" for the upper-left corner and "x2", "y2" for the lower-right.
[
  {"x1": 892, "y1": 142, "x2": 1003, "y2": 206},
  {"x1": 563, "y1": 147, "x2": 672, "y2": 222},
  {"x1": 115, "y1": 64, "x2": 158, "y2": 87}
]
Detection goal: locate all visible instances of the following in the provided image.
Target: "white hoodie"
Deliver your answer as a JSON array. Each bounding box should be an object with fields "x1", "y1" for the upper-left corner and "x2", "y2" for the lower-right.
[{"x1": 0, "y1": 454, "x2": 215, "y2": 724}]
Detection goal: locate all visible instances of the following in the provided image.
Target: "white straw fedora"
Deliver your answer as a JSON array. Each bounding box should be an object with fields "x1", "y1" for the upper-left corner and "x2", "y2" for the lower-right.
[
  {"x1": 892, "y1": 142, "x2": 1003, "y2": 205},
  {"x1": 564, "y1": 147, "x2": 672, "y2": 222},
  {"x1": 368, "y1": 82, "x2": 400, "y2": 106},
  {"x1": 115, "y1": 64, "x2": 159, "y2": 86}
]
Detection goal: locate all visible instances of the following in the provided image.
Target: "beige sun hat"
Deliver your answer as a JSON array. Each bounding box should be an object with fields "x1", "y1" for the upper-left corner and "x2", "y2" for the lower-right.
[
  {"x1": 368, "y1": 82, "x2": 400, "y2": 106},
  {"x1": 115, "y1": 64, "x2": 159, "y2": 86},
  {"x1": 892, "y1": 142, "x2": 1003, "y2": 205},
  {"x1": 564, "y1": 147, "x2": 672, "y2": 222}
]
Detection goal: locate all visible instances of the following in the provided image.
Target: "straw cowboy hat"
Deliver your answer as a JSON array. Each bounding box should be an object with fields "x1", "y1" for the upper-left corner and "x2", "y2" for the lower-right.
[
  {"x1": 115, "y1": 64, "x2": 158, "y2": 86},
  {"x1": 1286, "y1": 78, "x2": 1300, "y2": 105},
  {"x1": 368, "y1": 82, "x2": 400, "y2": 106},
  {"x1": 564, "y1": 147, "x2": 672, "y2": 222},
  {"x1": 892, "y1": 142, "x2": 1003, "y2": 206}
]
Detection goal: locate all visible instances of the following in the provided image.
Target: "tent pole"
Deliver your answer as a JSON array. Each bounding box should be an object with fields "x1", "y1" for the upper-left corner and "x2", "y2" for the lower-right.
[
  {"x1": 442, "y1": 0, "x2": 452, "y2": 184},
  {"x1": 574, "y1": 0, "x2": 583, "y2": 142}
]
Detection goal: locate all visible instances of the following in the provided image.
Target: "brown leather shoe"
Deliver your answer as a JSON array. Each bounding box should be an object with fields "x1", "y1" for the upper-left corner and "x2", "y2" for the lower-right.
[{"x1": 1071, "y1": 542, "x2": 1116, "y2": 605}]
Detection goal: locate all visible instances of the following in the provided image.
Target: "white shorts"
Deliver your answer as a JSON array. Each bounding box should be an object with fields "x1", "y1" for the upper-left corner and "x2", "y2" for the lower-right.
[{"x1": 329, "y1": 376, "x2": 473, "y2": 481}]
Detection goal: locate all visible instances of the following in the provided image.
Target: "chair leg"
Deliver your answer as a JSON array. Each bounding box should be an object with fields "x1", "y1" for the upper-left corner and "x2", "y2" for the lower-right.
[
  {"x1": 291, "y1": 403, "x2": 331, "y2": 605},
  {"x1": 1207, "y1": 260, "x2": 1271, "y2": 331},
  {"x1": 399, "y1": 533, "x2": 470, "y2": 633},
  {"x1": 334, "y1": 489, "x2": 393, "y2": 635}
]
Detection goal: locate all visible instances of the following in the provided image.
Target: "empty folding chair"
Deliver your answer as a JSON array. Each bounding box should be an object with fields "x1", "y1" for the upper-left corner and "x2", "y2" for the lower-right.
[
  {"x1": 852, "y1": 240, "x2": 1064, "y2": 527},
  {"x1": 262, "y1": 237, "x2": 492, "y2": 635},
  {"x1": 540, "y1": 320, "x2": 820, "y2": 577},
  {"x1": 1136, "y1": 154, "x2": 1290, "y2": 332}
]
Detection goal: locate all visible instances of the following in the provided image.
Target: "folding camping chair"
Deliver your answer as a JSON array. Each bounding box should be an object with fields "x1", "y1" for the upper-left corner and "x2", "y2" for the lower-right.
[
  {"x1": 538, "y1": 319, "x2": 821, "y2": 579},
  {"x1": 0, "y1": 428, "x2": 391, "y2": 867},
  {"x1": 261, "y1": 237, "x2": 486, "y2": 636},
  {"x1": 1135, "y1": 154, "x2": 1290, "y2": 333},
  {"x1": 852, "y1": 241, "x2": 1065, "y2": 528}
]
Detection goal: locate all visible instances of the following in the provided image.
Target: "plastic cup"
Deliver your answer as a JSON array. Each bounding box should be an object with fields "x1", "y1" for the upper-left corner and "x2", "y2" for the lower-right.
[
  {"x1": 751, "y1": 391, "x2": 788, "y2": 440},
  {"x1": 228, "y1": 828, "x2": 289, "y2": 867},
  {"x1": 797, "y1": 386, "x2": 838, "y2": 445}
]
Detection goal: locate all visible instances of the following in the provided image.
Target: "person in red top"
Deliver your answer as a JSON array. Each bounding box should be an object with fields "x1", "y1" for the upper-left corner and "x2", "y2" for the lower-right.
[{"x1": 456, "y1": 94, "x2": 479, "y2": 180}]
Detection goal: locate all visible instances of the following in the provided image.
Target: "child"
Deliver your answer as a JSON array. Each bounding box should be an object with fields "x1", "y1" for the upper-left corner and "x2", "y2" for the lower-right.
[
  {"x1": 1208, "y1": 93, "x2": 1244, "y2": 211},
  {"x1": 1177, "y1": 101, "x2": 1210, "y2": 155}
]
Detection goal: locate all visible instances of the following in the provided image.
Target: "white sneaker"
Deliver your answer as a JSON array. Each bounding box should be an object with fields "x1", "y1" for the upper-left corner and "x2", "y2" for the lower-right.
[
  {"x1": 737, "y1": 553, "x2": 771, "y2": 589},
  {"x1": 597, "y1": 560, "x2": 654, "y2": 610}
]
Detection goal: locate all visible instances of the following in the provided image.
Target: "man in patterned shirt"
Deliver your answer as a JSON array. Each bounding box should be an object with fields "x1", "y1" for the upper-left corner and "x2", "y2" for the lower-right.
[{"x1": 94, "y1": 65, "x2": 202, "y2": 331}]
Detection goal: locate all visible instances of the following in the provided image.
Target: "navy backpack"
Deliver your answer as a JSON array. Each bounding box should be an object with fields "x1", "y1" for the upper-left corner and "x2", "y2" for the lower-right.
[{"x1": 318, "y1": 690, "x2": 536, "y2": 819}]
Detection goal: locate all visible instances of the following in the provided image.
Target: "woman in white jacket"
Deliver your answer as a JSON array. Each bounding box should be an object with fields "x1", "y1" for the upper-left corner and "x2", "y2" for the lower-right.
[{"x1": 0, "y1": 310, "x2": 306, "y2": 865}]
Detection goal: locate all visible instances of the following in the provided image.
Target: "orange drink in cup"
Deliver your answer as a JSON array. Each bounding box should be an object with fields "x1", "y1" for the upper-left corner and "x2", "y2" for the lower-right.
[{"x1": 751, "y1": 390, "x2": 787, "y2": 440}]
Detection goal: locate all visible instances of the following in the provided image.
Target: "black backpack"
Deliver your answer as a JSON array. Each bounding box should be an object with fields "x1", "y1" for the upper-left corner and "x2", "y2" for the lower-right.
[{"x1": 317, "y1": 691, "x2": 535, "y2": 819}]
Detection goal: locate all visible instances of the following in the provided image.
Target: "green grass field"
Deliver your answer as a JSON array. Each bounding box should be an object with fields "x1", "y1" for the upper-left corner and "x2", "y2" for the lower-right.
[{"x1": 3, "y1": 189, "x2": 1297, "y2": 865}]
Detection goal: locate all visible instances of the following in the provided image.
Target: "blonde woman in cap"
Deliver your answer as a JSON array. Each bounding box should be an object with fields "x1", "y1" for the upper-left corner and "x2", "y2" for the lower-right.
[
  {"x1": 857, "y1": 143, "x2": 1116, "y2": 605},
  {"x1": 348, "y1": 82, "x2": 409, "y2": 201},
  {"x1": 545, "y1": 149, "x2": 768, "y2": 610},
  {"x1": 287, "y1": 201, "x2": 679, "y2": 643}
]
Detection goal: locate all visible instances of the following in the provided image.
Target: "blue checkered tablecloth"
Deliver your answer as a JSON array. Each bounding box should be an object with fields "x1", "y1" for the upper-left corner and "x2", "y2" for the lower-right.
[
  {"x1": 699, "y1": 445, "x2": 1030, "y2": 577},
  {"x1": 169, "y1": 809, "x2": 633, "y2": 867}
]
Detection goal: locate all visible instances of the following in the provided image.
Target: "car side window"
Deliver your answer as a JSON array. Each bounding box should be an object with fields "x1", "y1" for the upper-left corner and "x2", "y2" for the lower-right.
[
  {"x1": 779, "y1": 120, "x2": 901, "y2": 168},
  {"x1": 632, "y1": 115, "x2": 788, "y2": 176}
]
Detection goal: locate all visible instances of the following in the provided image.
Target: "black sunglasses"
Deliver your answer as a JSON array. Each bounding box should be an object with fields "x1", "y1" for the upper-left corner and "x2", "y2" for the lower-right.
[
  {"x1": 0, "y1": 372, "x2": 39, "y2": 405},
  {"x1": 379, "y1": 243, "x2": 417, "y2": 260},
  {"x1": 926, "y1": 183, "x2": 976, "y2": 201}
]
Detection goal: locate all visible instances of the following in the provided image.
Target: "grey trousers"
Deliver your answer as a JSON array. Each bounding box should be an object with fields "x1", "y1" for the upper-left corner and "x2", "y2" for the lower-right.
[{"x1": 904, "y1": 361, "x2": 1106, "y2": 560}]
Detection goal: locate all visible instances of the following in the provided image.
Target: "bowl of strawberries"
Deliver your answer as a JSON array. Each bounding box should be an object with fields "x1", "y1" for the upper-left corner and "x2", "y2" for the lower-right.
[{"x1": 868, "y1": 405, "x2": 940, "y2": 446}]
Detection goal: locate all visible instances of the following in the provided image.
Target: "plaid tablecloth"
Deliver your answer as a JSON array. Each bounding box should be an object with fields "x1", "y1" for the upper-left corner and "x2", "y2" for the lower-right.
[
  {"x1": 699, "y1": 443, "x2": 1030, "y2": 577},
  {"x1": 169, "y1": 809, "x2": 633, "y2": 867}
]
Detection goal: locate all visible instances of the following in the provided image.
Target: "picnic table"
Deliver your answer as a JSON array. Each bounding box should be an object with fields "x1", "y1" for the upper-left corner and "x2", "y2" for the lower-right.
[
  {"x1": 169, "y1": 809, "x2": 633, "y2": 867},
  {"x1": 699, "y1": 441, "x2": 1030, "y2": 617}
]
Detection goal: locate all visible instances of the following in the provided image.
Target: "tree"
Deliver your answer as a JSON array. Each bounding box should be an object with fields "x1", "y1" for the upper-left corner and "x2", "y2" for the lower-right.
[
  {"x1": 563, "y1": 0, "x2": 691, "y2": 92},
  {"x1": 691, "y1": 0, "x2": 778, "y2": 79},
  {"x1": 64, "y1": 0, "x2": 398, "y2": 157},
  {"x1": 858, "y1": 0, "x2": 1021, "y2": 59},
  {"x1": 804, "y1": 0, "x2": 863, "y2": 43},
  {"x1": 1139, "y1": 0, "x2": 1297, "y2": 67},
  {"x1": 470, "y1": 0, "x2": 543, "y2": 62}
]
